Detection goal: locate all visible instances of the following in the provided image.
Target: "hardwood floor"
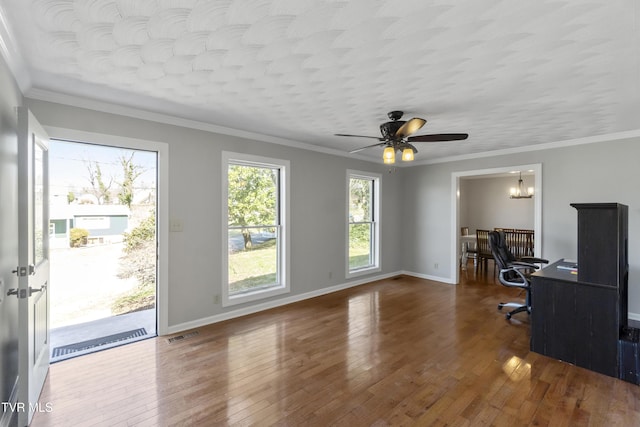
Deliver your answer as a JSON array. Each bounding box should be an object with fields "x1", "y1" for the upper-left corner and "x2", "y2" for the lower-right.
[{"x1": 32, "y1": 270, "x2": 640, "y2": 426}]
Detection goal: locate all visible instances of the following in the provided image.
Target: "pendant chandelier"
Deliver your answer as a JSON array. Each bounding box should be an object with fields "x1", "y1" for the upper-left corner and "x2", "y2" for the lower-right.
[{"x1": 509, "y1": 172, "x2": 534, "y2": 199}]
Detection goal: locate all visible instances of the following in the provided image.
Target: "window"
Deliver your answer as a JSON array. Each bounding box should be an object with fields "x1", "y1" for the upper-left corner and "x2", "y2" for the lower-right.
[
  {"x1": 347, "y1": 171, "x2": 380, "y2": 276},
  {"x1": 222, "y1": 152, "x2": 289, "y2": 306}
]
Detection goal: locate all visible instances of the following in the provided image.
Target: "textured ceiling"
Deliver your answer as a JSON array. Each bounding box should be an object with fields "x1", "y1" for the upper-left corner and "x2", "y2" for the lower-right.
[{"x1": 1, "y1": 0, "x2": 639, "y2": 163}]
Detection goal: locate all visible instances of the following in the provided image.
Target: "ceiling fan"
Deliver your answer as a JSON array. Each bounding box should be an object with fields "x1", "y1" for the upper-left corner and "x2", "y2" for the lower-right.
[{"x1": 336, "y1": 111, "x2": 468, "y2": 163}]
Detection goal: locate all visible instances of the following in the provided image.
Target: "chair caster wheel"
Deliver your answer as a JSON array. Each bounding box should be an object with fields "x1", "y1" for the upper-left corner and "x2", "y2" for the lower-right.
[
  {"x1": 505, "y1": 313, "x2": 512, "y2": 320},
  {"x1": 497, "y1": 304, "x2": 503, "y2": 311}
]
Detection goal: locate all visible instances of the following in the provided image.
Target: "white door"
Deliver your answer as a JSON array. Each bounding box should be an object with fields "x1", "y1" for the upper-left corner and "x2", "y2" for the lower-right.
[{"x1": 17, "y1": 108, "x2": 50, "y2": 426}]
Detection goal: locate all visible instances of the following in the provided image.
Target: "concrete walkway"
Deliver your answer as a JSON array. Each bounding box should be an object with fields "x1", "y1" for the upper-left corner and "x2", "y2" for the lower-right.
[
  {"x1": 49, "y1": 242, "x2": 158, "y2": 363},
  {"x1": 51, "y1": 243, "x2": 138, "y2": 328}
]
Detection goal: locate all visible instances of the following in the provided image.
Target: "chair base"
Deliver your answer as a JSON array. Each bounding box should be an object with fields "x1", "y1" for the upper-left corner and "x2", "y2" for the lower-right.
[{"x1": 498, "y1": 302, "x2": 530, "y2": 320}]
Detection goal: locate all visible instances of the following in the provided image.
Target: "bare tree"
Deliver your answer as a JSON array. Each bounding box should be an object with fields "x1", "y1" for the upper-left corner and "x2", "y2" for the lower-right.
[
  {"x1": 84, "y1": 160, "x2": 113, "y2": 204},
  {"x1": 117, "y1": 152, "x2": 145, "y2": 208}
]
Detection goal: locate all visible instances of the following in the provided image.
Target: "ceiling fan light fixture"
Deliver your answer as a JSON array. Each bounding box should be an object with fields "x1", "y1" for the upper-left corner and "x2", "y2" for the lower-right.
[
  {"x1": 383, "y1": 145, "x2": 395, "y2": 164},
  {"x1": 401, "y1": 147, "x2": 414, "y2": 161},
  {"x1": 337, "y1": 111, "x2": 468, "y2": 164}
]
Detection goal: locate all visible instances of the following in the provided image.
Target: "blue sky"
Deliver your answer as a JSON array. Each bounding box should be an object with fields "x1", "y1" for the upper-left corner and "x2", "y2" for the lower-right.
[{"x1": 49, "y1": 140, "x2": 157, "y2": 200}]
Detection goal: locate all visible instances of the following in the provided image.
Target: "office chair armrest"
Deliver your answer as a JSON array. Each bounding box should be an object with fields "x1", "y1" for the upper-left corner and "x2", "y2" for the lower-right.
[
  {"x1": 519, "y1": 256, "x2": 549, "y2": 264},
  {"x1": 511, "y1": 261, "x2": 539, "y2": 269},
  {"x1": 499, "y1": 265, "x2": 531, "y2": 287}
]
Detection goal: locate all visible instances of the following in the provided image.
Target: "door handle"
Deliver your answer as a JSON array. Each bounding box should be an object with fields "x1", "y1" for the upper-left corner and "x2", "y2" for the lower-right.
[
  {"x1": 11, "y1": 264, "x2": 35, "y2": 277},
  {"x1": 6, "y1": 285, "x2": 46, "y2": 299},
  {"x1": 29, "y1": 285, "x2": 46, "y2": 296}
]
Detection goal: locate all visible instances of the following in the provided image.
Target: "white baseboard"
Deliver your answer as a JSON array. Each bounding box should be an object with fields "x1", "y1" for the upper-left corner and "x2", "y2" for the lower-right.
[
  {"x1": 401, "y1": 270, "x2": 455, "y2": 284},
  {"x1": 166, "y1": 272, "x2": 640, "y2": 337},
  {"x1": 165, "y1": 271, "x2": 404, "y2": 335}
]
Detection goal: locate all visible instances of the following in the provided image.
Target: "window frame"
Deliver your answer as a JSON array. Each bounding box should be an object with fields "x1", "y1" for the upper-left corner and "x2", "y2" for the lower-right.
[
  {"x1": 346, "y1": 170, "x2": 381, "y2": 278},
  {"x1": 222, "y1": 151, "x2": 290, "y2": 307}
]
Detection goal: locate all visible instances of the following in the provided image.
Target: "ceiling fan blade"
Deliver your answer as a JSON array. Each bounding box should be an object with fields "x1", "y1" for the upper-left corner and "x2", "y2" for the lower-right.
[
  {"x1": 349, "y1": 142, "x2": 386, "y2": 154},
  {"x1": 395, "y1": 118, "x2": 426, "y2": 139},
  {"x1": 335, "y1": 133, "x2": 383, "y2": 140},
  {"x1": 408, "y1": 133, "x2": 469, "y2": 142}
]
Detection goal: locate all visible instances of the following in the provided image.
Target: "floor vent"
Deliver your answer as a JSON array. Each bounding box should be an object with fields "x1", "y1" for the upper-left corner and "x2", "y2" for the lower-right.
[
  {"x1": 167, "y1": 331, "x2": 199, "y2": 343},
  {"x1": 52, "y1": 328, "x2": 147, "y2": 358}
]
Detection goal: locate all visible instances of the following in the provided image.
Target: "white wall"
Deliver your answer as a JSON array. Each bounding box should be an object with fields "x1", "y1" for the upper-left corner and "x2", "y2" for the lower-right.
[
  {"x1": 402, "y1": 137, "x2": 640, "y2": 319},
  {"x1": 26, "y1": 99, "x2": 405, "y2": 331},
  {"x1": 460, "y1": 175, "x2": 534, "y2": 233}
]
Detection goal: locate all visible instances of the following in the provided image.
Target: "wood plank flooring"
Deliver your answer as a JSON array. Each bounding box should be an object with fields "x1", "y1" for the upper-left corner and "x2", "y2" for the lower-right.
[{"x1": 31, "y1": 270, "x2": 640, "y2": 426}]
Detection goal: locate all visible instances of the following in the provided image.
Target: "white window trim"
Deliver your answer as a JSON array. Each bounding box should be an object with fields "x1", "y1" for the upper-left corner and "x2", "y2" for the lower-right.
[
  {"x1": 346, "y1": 169, "x2": 381, "y2": 278},
  {"x1": 221, "y1": 151, "x2": 290, "y2": 307}
]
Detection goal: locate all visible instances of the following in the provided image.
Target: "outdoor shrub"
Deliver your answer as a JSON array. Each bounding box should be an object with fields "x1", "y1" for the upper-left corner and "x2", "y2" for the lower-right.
[
  {"x1": 122, "y1": 212, "x2": 155, "y2": 253},
  {"x1": 116, "y1": 210, "x2": 156, "y2": 315},
  {"x1": 69, "y1": 228, "x2": 89, "y2": 247},
  {"x1": 349, "y1": 223, "x2": 370, "y2": 243}
]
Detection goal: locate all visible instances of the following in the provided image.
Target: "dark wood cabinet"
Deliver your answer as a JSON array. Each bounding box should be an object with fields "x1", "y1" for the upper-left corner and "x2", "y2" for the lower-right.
[
  {"x1": 572, "y1": 203, "x2": 628, "y2": 327},
  {"x1": 530, "y1": 203, "x2": 628, "y2": 378}
]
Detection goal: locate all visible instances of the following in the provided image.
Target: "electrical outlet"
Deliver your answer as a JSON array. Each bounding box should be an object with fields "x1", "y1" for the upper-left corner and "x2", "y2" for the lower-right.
[
  {"x1": 434, "y1": 263, "x2": 439, "y2": 269},
  {"x1": 328, "y1": 271, "x2": 333, "y2": 279},
  {"x1": 170, "y1": 218, "x2": 184, "y2": 232},
  {"x1": 213, "y1": 294, "x2": 221, "y2": 304}
]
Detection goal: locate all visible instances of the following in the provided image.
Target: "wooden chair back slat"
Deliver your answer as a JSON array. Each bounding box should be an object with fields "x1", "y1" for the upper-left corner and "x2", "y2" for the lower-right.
[
  {"x1": 504, "y1": 230, "x2": 534, "y2": 258},
  {"x1": 476, "y1": 230, "x2": 492, "y2": 258}
]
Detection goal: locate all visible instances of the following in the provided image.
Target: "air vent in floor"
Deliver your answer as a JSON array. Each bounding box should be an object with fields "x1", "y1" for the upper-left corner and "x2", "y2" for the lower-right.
[
  {"x1": 167, "y1": 330, "x2": 199, "y2": 343},
  {"x1": 52, "y1": 328, "x2": 148, "y2": 358}
]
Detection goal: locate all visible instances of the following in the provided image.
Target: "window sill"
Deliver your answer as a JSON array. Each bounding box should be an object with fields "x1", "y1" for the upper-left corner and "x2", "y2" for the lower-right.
[
  {"x1": 347, "y1": 266, "x2": 381, "y2": 279},
  {"x1": 223, "y1": 284, "x2": 290, "y2": 307}
]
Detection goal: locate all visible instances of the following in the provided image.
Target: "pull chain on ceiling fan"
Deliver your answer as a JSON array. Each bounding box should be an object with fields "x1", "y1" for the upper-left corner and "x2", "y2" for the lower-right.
[{"x1": 335, "y1": 111, "x2": 468, "y2": 164}]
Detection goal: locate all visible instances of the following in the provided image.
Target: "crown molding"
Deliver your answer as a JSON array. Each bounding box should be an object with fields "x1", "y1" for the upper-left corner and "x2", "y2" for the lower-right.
[
  {"x1": 412, "y1": 129, "x2": 640, "y2": 166},
  {"x1": 26, "y1": 87, "x2": 376, "y2": 163},
  {"x1": 0, "y1": 3, "x2": 30, "y2": 92},
  {"x1": 24, "y1": 87, "x2": 640, "y2": 169}
]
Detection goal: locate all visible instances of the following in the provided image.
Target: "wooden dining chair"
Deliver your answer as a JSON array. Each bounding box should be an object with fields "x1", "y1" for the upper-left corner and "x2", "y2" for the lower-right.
[
  {"x1": 507, "y1": 230, "x2": 534, "y2": 258},
  {"x1": 460, "y1": 226, "x2": 477, "y2": 269},
  {"x1": 475, "y1": 230, "x2": 493, "y2": 274}
]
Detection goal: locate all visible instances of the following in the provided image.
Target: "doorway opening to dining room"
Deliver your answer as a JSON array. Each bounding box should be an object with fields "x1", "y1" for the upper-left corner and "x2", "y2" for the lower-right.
[{"x1": 451, "y1": 163, "x2": 542, "y2": 284}]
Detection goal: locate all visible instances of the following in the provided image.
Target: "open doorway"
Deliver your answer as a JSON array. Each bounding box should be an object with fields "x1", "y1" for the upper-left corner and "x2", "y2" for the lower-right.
[
  {"x1": 49, "y1": 139, "x2": 158, "y2": 362},
  {"x1": 451, "y1": 164, "x2": 542, "y2": 283}
]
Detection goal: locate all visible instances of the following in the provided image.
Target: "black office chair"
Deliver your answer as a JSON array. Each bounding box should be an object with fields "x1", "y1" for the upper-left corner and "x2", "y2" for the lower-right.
[{"x1": 488, "y1": 231, "x2": 549, "y2": 320}]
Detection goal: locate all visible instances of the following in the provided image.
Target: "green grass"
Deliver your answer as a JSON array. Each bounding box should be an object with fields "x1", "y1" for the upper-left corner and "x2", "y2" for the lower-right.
[
  {"x1": 228, "y1": 236, "x2": 372, "y2": 294},
  {"x1": 348, "y1": 223, "x2": 372, "y2": 269},
  {"x1": 111, "y1": 282, "x2": 156, "y2": 315},
  {"x1": 229, "y1": 239, "x2": 278, "y2": 294},
  {"x1": 349, "y1": 243, "x2": 372, "y2": 269}
]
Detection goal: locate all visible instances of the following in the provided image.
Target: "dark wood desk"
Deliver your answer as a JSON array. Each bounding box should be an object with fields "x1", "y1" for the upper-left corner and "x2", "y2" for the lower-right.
[{"x1": 531, "y1": 259, "x2": 621, "y2": 378}]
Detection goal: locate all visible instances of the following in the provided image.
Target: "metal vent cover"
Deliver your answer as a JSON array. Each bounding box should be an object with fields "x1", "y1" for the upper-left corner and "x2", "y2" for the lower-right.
[{"x1": 167, "y1": 331, "x2": 199, "y2": 343}]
